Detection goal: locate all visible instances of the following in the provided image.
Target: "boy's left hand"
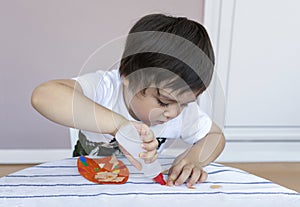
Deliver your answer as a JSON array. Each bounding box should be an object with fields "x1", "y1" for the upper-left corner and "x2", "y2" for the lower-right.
[{"x1": 167, "y1": 152, "x2": 208, "y2": 187}]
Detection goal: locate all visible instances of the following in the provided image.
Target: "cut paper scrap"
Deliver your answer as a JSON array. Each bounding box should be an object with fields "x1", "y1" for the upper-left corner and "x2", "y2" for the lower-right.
[
  {"x1": 210, "y1": 185, "x2": 222, "y2": 189},
  {"x1": 77, "y1": 155, "x2": 129, "y2": 184}
]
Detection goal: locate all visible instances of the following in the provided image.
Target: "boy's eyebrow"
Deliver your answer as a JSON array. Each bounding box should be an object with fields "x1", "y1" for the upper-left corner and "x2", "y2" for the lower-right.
[
  {"x1": 157, "y1": 89, "x2": 177, "y2": 102},
  {"x1": 157, "y1": 88, "x2": 198, "y2": 105}
]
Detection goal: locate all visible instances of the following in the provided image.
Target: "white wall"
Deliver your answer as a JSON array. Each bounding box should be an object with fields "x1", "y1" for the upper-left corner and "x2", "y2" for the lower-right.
[
  {"x1": 204, "y1": 0, "x2": 300, "y2": 162},
  {"x1": 0, "y1": 0, "x2": 204, "y2": 162}
]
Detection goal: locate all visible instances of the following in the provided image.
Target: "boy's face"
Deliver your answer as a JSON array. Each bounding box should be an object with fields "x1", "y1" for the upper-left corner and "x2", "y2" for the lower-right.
[{"x1": 124, "y1": 83, "x2": 197, "y2": 126}]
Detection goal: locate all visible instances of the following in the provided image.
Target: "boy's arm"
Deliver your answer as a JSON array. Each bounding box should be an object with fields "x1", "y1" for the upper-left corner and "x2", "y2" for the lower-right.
[
  {"x1": 31, "y1": 79, "x2": 127, "y2": 135},
  {"x1": 31, "y1": 79, "x2": 158, "y2": 166},
  {"x1": 187, "y1": 122, "x2": 226, "y2": 166},
  {"x1": 167, "y1": 122, "x2": 225, "y2": 187}
]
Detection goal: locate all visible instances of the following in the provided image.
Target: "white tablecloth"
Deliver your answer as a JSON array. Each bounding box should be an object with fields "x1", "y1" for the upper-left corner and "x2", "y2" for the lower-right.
[{"x1": 0, "y1": 157, "x2": 299, "y2": 207}]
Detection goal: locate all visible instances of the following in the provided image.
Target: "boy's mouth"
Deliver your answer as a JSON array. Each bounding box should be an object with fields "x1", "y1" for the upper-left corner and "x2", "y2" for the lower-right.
[{"x1": 151, "y1": 120, "x2": 166, "y2": 125}]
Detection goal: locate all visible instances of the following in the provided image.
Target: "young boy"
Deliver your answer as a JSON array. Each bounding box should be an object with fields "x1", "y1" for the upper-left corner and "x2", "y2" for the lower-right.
[{"x1": 31, "y1": 13, "x2": 225, "y2": 187}]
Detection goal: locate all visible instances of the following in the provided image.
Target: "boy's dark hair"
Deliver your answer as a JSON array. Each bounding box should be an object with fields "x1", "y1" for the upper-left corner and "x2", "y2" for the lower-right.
[{"x1": 119, "y1": 13, "x2": 215, "y2": 95}]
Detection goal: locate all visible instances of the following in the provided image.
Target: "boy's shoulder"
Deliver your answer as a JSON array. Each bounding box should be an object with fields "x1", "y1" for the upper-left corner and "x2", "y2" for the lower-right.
[
  {"x1": 77, "y1": 69, "x2": 121, "y2": 88},
  {"x1": 95, "y1": 69, "x2": 120, "y2": 80},
  {"x1": 92, "y1": 69, "x2": 121, "y2": 90},
  {"x1": 75, "y1": 69, "x2": 121, "y2": 103}
]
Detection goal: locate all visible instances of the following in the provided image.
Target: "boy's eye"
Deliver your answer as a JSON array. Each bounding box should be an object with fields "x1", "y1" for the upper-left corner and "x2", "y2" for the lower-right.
[{"x1": 157, "y1": 99, "x2": 169, "y2": 107}]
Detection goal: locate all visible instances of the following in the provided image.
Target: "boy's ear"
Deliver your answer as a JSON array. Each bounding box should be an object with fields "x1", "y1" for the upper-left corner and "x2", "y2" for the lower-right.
[{"x1": 122, "y1": 76, "x2": 129, "y2": 87}]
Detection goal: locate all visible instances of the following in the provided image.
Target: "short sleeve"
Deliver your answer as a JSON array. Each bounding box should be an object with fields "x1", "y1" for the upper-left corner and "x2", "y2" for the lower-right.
[
  {"x1": 180, "y1": 102, "x2": 212, "y2": 144},
  {"x1": 72, "y1": 70, "x2": 119, "y2": 106}
]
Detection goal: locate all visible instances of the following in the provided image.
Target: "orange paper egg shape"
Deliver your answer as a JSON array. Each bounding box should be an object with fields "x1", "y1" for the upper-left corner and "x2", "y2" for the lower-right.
[{"x1": 77, "y1": 156, "x2": 129, "y2": 184}]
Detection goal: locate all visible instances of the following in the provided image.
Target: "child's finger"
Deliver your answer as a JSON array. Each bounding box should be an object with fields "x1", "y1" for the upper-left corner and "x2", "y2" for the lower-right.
[
  {"x1": 147, "y1": 153, "x2": 158, "y2": 164},
  {"x1": 141, "y1": 139, "x2": 158, "y2": 151},
  {"x1": 173, "y1": 165, "x2": 193, "y2": 186},
  {"x1": 140, "y1": 124, "x2": 149, "y2": 136},
  {"x1": 140, "y1": 130, "x2": 154, "y2": 142},
  {"x1": 131, "y1": 122, "x2": 143, "y2": 134},
  {"x1": 197, "y1": 170, "x2": 208, "y2": 183},
  {"x1": 139, "y1": 148, "x2": 157, "y2": 161},
  {"x1": 132, "y1": 122, "x2": 154, "y2": 141},
  {"x1": 186, "y1": 168, "x2": 201, "y2": 187},
  {"x1": 167, "y1": 162, "x2": 184, "y2": 186}
]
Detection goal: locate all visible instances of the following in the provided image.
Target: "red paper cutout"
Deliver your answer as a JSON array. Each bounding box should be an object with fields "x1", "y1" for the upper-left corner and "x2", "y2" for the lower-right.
[
  {"x1": 153, "y1": 173, "x2": 166, "y2": 185},
  {"x1": 77, "y1": 155, "x2": 129, "y2": 184}
]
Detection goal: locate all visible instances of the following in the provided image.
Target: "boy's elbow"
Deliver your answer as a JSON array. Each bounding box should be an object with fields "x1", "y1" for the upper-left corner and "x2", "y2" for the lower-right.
[
  {"x1": 219, "y1": 132, "x2": 226, "y2": 152},
  {"x1": 31, "y1": 82, "x2": 51, "y2": 111},
  {"x1": 31, "y1": 85, "x2": 43, "y2": 110},
  {"x1": 210, "y1": 122, "x2": 226, "y2": 152}
]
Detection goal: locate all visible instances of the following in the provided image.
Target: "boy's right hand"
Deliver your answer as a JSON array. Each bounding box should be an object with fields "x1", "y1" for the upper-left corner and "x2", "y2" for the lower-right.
[{"x1": 117, "y1": 122, "x2": 158, "y2": 170}]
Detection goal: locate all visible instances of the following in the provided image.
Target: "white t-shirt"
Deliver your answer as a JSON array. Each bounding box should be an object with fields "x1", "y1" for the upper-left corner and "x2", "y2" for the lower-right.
[{"x1": 75, "y1": 69, "x2": 212, "y2": 152}]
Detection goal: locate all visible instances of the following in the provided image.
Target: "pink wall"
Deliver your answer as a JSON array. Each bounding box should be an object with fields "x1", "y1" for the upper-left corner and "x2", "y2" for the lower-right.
[{"x1": 0, "y1": 0, "x2": 204, "y2": 149}]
